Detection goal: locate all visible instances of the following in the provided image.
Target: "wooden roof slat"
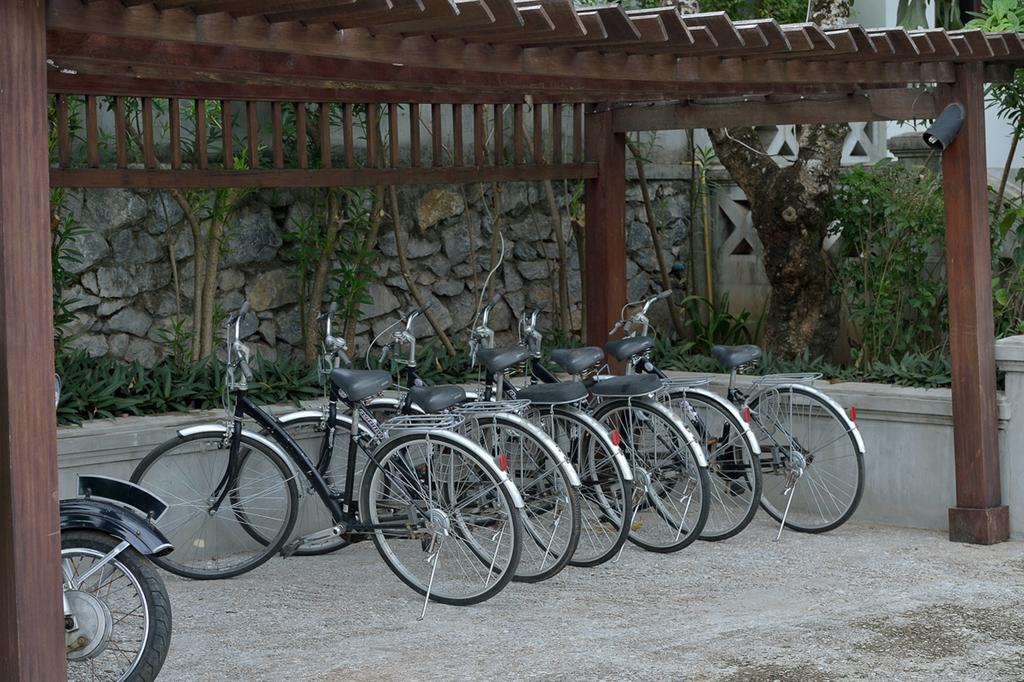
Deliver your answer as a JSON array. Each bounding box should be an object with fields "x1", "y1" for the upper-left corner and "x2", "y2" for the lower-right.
[
  {"x1": 478, "y1": 0, "x2": 586, "y2": 43},
  {"x1": 460, "y1": 5, "x2": 553, "y2": 39},
  {"x1": 999, "y1": 32, "x2": 1024, "y2": 58},
  {"x1": 583, "y1": 6, "x2": 641, "y2": 42},
  {"x1": 345, "y1": 0, "x2": 458, "y2": 27},
  {"x1": 264, "y1": 0, "x2": 411, "y2": 24},
  {"x1": 370, "y1": 0, "x2": 494, "y2": 35},
  {"x1": 680, "y1": 12, "x2": 743, "y2": 50},
  {"x1": 954, "y1": 29, "x2": 996, "y2": 57},
  {"x1": 780, "y1": 25, "x2": 814, "y2": 52},
  {"x1": 915, "y1": 29, "x2": 959, "y2": 58},
  {"x1": 910, "y1": 32, "x2": 937, "y2": 57},
  {"x1": 625, "y1": 7, "x2": 693, "y2": 44},
  {"x1": 170, "y1": 0, "x2": 359, "y2": 16},
  {"x1": 533, "y1": 14, "x2": 665, "y2": 50},
  {"x1": 868, "y1": 28, "x2": 919, "y2": 57},
  {"x1": 987, "y1": 34, "x2": 1010, "y2": 57},
  {"x1": 736, "y1": 19, "x2": 791, "y2": 52},
  {"x1": 508, "y1": 8, "x2": 607, "y2": 45}
]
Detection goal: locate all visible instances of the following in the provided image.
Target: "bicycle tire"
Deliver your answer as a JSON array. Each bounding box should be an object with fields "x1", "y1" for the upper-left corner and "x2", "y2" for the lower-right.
[
  {"x1": 666, "y1": 388, "x2": 762, "y2": 541},
  {"x1": 528, "y1": 405, "x2": 633, "y2": 567},
  {"x1": 593, "y1": 398, "x2": 710, "y2": 553},
  {"x1": 747, "y1": 383, "x2": 865, "y2": 533},
  {"x1": 360, "y1": 430, "x2": 523, "y2": 606},
  {"x1": 130, "y1": 431, "x2": 299, "y2": 580},
  {"x1": 461, "y1": 412, "x2": 581, "y2": 583}
]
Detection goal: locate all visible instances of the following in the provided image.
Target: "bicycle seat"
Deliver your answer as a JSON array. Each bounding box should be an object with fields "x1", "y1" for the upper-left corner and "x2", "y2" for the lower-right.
[
  {"x1": 477, "y1": 346, "x2": 531, "y2": 374},
  {"x1": 517, "y1": 382, "x2": 588, "y2": 405},
  {"x1": 711, "y1": 345, "x2": 762, "y2": 370},
  {"x1": 591, "y1": 373, "x2": 663, "y2": 398},
  {"x1": 605, "y1": 336, "x2": 655, "y2": 362},
  {"x1": 330, "y1": 369, "x2": 392, "y2": 401},
  {"x1": 406, "y1": 385, "x2": 465, "y2": 414},
  {"x1": 550, "y1": 347, "x2": 604, "y2": 374}
]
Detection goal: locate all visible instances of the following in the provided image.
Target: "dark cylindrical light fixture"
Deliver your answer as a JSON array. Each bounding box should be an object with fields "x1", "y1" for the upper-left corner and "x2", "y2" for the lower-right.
[{"x1": 923, "y1": 103, "x2": 966, "y2": 151}]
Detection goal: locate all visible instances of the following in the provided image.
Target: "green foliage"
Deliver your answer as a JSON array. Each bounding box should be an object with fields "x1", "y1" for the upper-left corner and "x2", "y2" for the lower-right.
[
  {"x1": 329, "y1": 189, "x2": 379, "y2": 330},
  {"x1": 682, "y1": 293, "x2": 760, "y2": 354},
  {"x1": 700, "y1": 0, "x2": 807, "y2": 23},
  {"x1": 993, "y1": 194, "x2": 1024, "y2": 336},
  {"x1": 827, "y1": 161, "x2": 948, "y2": 366},
  {"x1": 50, "y1": 188, "x2": 90, "y2": 354},
  {"x1": 56, "y1": 350, "x2": 320, "y2": 425},
  {"x1": 654, "y1": 343, "x2": 954, "y2": 388}
]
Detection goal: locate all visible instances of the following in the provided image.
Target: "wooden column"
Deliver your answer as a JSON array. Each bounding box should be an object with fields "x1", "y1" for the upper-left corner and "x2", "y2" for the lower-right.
[
  {"x1": 941, "y1": 62, "x2": 1008, "y2": 544},
  {"x1": 583, "y1": 106, "x2": 627, "y2": 353},
  {"x1": 0, "y1": 1, "x2": 65, "y2": 679}
]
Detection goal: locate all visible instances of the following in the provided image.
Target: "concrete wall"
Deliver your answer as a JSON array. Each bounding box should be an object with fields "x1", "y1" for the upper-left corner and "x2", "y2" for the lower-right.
[{"x1": 57, "y1": 336, "x2": 1024, "y2": 537}]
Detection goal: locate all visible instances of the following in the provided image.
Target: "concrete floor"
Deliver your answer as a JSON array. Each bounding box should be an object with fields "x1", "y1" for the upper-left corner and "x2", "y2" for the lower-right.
[{"x1": 160, "y1": 517, "x2": 1024, "y2": 681}]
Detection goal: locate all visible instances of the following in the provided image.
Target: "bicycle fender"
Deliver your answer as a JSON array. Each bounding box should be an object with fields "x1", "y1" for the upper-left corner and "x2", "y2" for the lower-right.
[
  {"x1": 177, "y1": 424, "x2": 295, "y2": 471},
  {"x1": 669, "y1": 386, "x2": 762, "y2": 457},
  {"x1": 749, "y1": 383, "x2": 866, "y2": 456},
  {"x1": 630, "y1": 399, "x2": 710, "y2": 468},
  {"x1": 277, "y1": 408, "x2": 380, "y2": 440},
  {"x1": 60, "y1": 498, "x2": 174, "y2": 557},
  {"x1": 383, "y1": 429, "x2": 526, "y2": 509},
  {"x1": 473, "y1": 412, "x2": 582, "y2": 488},
  {"x1": 551, "y1": 406, "x2": 633, "y2": 482}
]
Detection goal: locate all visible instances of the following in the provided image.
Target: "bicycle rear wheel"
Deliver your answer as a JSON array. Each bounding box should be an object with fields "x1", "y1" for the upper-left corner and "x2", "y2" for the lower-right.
[
  {"x1": 594, "y1": 399, "x2": 710, "y2": 553},
  {"x1": 529, "y1": 406, "x2": 632, "y2": 567},
  {"x1": 360, "y1": 430, "x2": 522, "y2": 606},
  {"x1": 747, "y1": 384, "x2": 864, "y2": 533},
  {"x1": 666, "y1": 388, "x2": 762, "y2": 541},
  {"x1": 130, "y1": 431, "x2": 299, "y2": 579},
  {"x1": 461, "y1": 413, "x2": 580, "y2": 583}
]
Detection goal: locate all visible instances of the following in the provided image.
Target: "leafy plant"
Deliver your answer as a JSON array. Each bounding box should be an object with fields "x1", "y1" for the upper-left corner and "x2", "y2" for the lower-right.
[
  {"x1": 682, "y1": 292, "x2": 761, "y2": 354},
  {"x1": 827, "y1": 161, "x2": 948, "y2": 366}
]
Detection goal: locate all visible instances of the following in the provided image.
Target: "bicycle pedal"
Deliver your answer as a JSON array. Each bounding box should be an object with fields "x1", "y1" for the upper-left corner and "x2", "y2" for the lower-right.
[{"x1": 280, "y1": 538, "x2": 303, "y2": 558}]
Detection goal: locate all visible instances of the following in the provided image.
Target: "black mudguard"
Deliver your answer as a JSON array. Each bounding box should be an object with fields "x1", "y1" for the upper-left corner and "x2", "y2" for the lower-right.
[{"x1": 60, "y1": 498, "x2": 174, "y2": 557}]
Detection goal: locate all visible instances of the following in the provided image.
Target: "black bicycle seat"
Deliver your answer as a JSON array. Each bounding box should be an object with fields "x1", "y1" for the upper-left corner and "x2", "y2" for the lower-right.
[
  {"x1": 591, "y1": 373, "x2": 663, "y2": 398},
  {"x1": 605, "y1": 336, "x2": 655, "y2": 362},
  {"x1": 406, "y1": 385, "x2": 465, "y2": 414},
  {"x1": 477, "y1": 346, "x2": 531, "y2": 374},
  {"x1": 517, "y1": 382, "x2": 588, "y2": 405},
  {"x1": 550, "y1": 347, "x2": 604, "y2": 374},
  {"x1": 710, "y1": 345, "x2": 762, "y2": 371},
  {"x1": 330, "y1": 369, "x2": 392, "y2": 401}
]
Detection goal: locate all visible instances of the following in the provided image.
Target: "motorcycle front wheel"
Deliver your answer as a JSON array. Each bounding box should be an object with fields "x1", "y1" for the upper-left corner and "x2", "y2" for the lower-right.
[{"x1": 63, "y1": 530, "x2": 172, "y2": 682}]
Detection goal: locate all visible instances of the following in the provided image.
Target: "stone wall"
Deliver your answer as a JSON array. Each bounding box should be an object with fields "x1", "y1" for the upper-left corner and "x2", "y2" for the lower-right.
[{"x1": 60, "y1": 181, "x2": 691, "y2": 366}]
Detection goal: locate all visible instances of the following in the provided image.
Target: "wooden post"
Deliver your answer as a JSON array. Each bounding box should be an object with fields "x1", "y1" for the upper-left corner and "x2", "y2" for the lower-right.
[
  {"x1": 583, "y1": 105, "x2": 626, "y2": 355},
  {"x1": 941, "y1": 62, "x2": 1009, "y2": 544},
  {"x1": 0, "y1": 1, "x2": 65, "y2": 679}
]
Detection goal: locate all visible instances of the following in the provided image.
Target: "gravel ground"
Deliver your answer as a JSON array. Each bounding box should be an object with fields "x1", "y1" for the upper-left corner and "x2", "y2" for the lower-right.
[{"x1": 160, "y1": 517, "x2": 1024, "y2": 681}]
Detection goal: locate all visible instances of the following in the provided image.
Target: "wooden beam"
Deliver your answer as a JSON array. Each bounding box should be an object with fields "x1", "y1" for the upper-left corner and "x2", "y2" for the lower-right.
[
  {"x1": 612, "y1": 88, "x2": 940, "y2": 131},
  {"x1": 940, "y1": 62, "x2": 1009, "y2": 545},
  {"x1": 583, "y1": 105, "x2": 626, "y2": 359},
  {"x1": 49, "y1": 162, "x2": 598, "y2": 187},
  {"x1": 0, "y1": 2, "x2": 64, "y2": 679},
  {"x1": 170, "y1": 97, "x2": 182, "y2": 169}
]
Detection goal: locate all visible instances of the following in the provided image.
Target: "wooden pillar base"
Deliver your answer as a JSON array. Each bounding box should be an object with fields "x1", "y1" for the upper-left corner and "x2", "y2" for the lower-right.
[{"x1": 948, "y1": 505, "x2": 1009, "y2": 545}]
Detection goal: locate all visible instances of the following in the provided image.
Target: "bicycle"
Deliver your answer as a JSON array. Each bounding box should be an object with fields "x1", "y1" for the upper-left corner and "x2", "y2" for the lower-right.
[
  {"x1": 279, "y1": 303, "x2": 582, "y2": 584},
  {"x1": 472, "y1": 298, "x2": 710, "y2": 554},
  {"x1": 605, "y1": 290, "x2": 865, "y2": 538},
  {"x1": 132, "y1": 303, "x2": 525, "y2": 611}
]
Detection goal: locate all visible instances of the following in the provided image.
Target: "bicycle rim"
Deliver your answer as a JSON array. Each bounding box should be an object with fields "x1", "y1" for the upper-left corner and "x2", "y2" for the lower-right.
[
  {"x1": 749, "y1": 385, "x2": 864, "y2": 533},
  {"x1": 131, "y1": 433, "x2": 298, "y2": 579}
]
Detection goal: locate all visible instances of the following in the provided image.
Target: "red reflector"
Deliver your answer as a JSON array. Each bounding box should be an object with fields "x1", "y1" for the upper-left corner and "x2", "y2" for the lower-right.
[
  {"x1": 849, "y1": 406, "x2": 856, "y2": 422},
  {"x1": 498, "y1": 454, "x2": 508, "y2": 471},
  {"x1": 610, "y1": 429, "x2": 621, "y2": 446},
  {"x1": 742, "y1": 406, "x2": 751, "y2": 423}
]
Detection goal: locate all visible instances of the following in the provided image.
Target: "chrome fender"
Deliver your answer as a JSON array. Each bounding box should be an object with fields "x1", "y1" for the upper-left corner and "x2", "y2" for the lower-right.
[
  {"x1": 550, "y1": 405, "x2": 633, "y2": 482},
  {"x1": 379, "y1": 428, "x2": 525, "y2": 509},
  {"x1": 749, "y1": 383, "x2": 867, "y2": 456},
  {"x1": 176, "y1": 423, "x2": 297, "y2": 474},
  {"x1": 464, "y1": 412, "x2": 581, "y2": 488},
  {"x1": 668, "y1": 386, "x2": 762, "y2": 457},
  {"x1": 277, "y1": 408, "x2": 378, "y2": 440}
]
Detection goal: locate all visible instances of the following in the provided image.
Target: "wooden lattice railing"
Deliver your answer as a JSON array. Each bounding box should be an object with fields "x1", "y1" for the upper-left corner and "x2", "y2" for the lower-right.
[{"x1": 48, "y1": 95, "x2": 594, "y2": 188}]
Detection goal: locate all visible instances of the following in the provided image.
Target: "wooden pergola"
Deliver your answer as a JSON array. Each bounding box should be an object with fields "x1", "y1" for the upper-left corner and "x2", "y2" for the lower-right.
[{"x1": 3, "y1": 0, "x2": 1022, "y2": 676}]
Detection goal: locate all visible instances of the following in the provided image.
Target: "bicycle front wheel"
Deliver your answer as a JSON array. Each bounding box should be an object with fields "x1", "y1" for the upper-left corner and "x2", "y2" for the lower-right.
[
  {"x1": 529, "y1": 406, "x2": 632, "y2": 567},
  {"x1": 462, "y1": 413, "x2": 580, "y2": 583},
  {"x1": 360, "y1": 431, "x2": 523, "y2": 606},
  {"x1": 747, "y1": 384, "x2": 865, "y2": 533},
  {"x1": 594, "y1": 399, "x2": 710, "y2": 553},
  {"x1": 131, "y1": 431, "x2": 299, "y2": 579},
  {"x1": 667, "y1": 388, "x2": 762, "y2": 541}
]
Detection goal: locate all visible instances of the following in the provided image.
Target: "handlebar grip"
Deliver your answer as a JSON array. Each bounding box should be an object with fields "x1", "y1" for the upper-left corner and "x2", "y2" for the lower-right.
[
  {"x1": 534, "y1": 300, "x2": 549, "y2": 311},
  {"x1": 328, "y1": 301, "x2": 338, "y2": 316},
  {"x1": 656, "y1": 290, "x2": 672, "y2": 301},
  {"x1": 239, "y1": 301, "x2": 252, "y2": 317}
]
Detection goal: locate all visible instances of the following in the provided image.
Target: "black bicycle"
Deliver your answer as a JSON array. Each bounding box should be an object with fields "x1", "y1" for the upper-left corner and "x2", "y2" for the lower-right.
[{"x1": 132, "y1": 304, "x2": 524, "y2": 608}]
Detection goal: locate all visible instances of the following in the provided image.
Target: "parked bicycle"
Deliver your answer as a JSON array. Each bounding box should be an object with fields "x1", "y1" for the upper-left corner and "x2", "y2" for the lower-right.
[
  {"x1": 58, "y1": 378, "x2": 173, "y2": 682},
  {"x1": 131, "y1": 304, "x2": 525, "y2": 611},
  {"x1": 472, "y1": 297, "x2": 710, "y2": 554},
  {"x1": 278, "y1": 302, "x2": 581, "y2": 583},
  {"x1": 608, "y1": 291, "x2": 866, "y2": 538}
]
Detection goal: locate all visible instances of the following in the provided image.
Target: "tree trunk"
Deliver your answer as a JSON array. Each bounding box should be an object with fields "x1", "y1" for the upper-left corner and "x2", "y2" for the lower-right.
[
  {"x1": 707, "y1": 124, "x2": 846, "y2": 358},
  {"x1": 691, "y1": 0, "x2": 851, "y2": 359},
  {"x1": 304, "y1": 190, "x2": 343, "y2": 362}
]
